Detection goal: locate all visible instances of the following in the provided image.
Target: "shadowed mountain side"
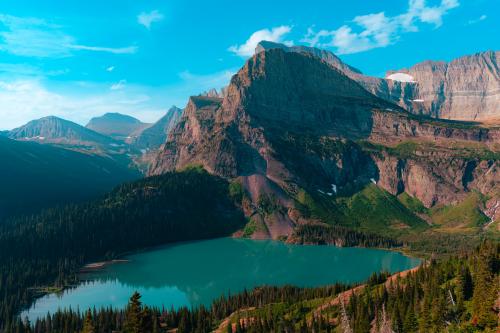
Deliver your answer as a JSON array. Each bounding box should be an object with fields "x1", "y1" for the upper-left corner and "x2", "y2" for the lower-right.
[{"x1": 0, "y1": 137, "x2": 140, "y2": 220}]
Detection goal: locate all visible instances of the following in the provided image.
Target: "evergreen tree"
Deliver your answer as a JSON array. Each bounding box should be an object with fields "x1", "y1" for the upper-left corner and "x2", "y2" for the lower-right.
[
  {"x1": 124, "y1": 292, "x2": 143, "y2": 333},
  {"x1": 82, "y1": 310, "x2": 95, "y2": 333}
]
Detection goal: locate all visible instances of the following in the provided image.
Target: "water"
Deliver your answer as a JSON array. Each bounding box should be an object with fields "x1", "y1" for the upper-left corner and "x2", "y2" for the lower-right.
[{"x1": 23, "y1": 238, "x2": 420, "y2": 321}]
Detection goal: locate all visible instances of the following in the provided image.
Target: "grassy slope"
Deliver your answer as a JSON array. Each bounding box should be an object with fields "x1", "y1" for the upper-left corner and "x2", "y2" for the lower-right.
[{"x1": 296, "y1": 184, "x2": 428, "y2": 238}]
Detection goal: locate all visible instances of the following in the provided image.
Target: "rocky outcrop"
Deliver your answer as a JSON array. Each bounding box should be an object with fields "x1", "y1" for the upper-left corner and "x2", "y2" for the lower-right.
[
  {"x1": 374, "y1": 151, "x2": 498, "y2": 207},
  {"x1": 150, "y1": 48, "x2": 499, "y2": 238},
  {"x1": 256, "y1": 42, "x2": 499, "y2": 122}
]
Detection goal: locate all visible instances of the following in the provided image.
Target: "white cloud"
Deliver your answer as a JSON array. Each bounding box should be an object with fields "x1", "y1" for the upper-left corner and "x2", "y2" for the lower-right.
[
  {"x1": 229, "y1": 26, "x2": 293, "y2": 57},
  {"x1": 138, "y1": 10, "x2": 164, "y2": 29},
  {"x1": 106, "y1": 66, "x2": 115, "y2": 72},
  {"x1": 467, "y1": 14, "x2": 487, "y2": 25},
  {"x1": 110, "y1": 79, "x2": 126, "y2": 90},
  {"x1": 0, "y1": 14, "x2": 137, "y2": 58},
  {"x1": 301, "y1": 0, "x2": 459, "y2": 55}
]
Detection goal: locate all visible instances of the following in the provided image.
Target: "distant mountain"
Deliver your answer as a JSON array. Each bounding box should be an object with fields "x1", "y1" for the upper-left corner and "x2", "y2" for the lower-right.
[
  {"x1": 256, "y1": 42, "x2": 499, "y2": 122},
  {"x1": 86, "y1": 113, "x2": 151, "y2": 141},
  {"x1": 132, "y1": 106, "x2": 183, "y2": 150},
  {"x1": 0, "y1": 136, "x2": 140, "y2": 220},
  {"x1": 8, "y1": 116, "x2": 116, "y2": 147}
]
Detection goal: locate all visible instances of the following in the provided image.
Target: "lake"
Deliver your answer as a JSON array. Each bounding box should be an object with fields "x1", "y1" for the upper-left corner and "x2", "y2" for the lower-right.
[{"x1": 23, "y1": 238, "x2": 420, "y2": 321}]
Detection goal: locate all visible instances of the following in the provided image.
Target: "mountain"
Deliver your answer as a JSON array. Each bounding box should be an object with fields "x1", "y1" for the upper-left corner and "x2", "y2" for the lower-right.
[
  {"x1": 86, "y1": 113, "x2": 151, "y2": 141},
  {"x1": 131, "y1": 106, "x2": 183, "y2": 150},
  {"x1": 8, "y1": 116, "x2": 117, "y2": 147},
  {"x1": 256, "y1": 42, "x2": 499, "y2": 122},
  {"x1": 0, "y1": 136, "x2": 140, "y2": 220},
  {"x1": 149, "y1": 47, "x2": 499, "y2": 240}
]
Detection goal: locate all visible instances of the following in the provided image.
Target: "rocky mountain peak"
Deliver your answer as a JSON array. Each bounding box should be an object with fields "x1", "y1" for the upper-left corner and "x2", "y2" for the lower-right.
[{"x1": 8, "y1": 116, "x2": 115, "y2": 145}]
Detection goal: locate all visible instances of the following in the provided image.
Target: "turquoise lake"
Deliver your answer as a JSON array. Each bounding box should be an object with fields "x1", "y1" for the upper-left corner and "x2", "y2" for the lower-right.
[{"x1": 23, "y1": 238, "x2": 420, "y2": 321}]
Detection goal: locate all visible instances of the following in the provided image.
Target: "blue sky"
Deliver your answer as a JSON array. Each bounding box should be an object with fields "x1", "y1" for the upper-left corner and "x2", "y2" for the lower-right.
[{"x1": 0, "y1": 0, "x2": 497, "y2": 130}]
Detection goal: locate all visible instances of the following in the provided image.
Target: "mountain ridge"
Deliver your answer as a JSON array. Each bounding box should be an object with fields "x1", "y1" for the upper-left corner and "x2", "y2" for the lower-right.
[{"x1": 256, "y1": 41, "x2": 499, "y2": 122}]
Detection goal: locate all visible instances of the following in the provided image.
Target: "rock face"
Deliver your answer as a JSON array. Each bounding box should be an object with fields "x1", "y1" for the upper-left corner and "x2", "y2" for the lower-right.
[
  {"x1": 132, "y1": 106, "x2": 183, "y2": 150},
  {"x1": 8, "y1": 116, "x2": 116, "y2": 146},
  {"x1": 386, "y1": 51, "x2": 499, "y2": 121},
  {"x1": 150, "y1": 48, "x2": 499, "y2": 239},
  {"x1": 256, "y1": 42, "x2": 499, "y2": 122},
  {"x1": 86, "y1": 113, "x2": 150, "y2": 141}
]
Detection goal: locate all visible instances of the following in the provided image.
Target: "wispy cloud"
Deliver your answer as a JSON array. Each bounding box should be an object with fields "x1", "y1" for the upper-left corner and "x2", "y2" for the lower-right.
[
  {"x1": 301, "y1": 0, "x2": 459, "y2": 55},
  {"x1": 69, "y1": 45, "x2": 137, "y2": 54},
  {"x1": 138, "y1": 10, "x2": 164, "y2": 29},
  {"x1": 0, "y1": 14, "x2": 137, "y2": 58},
  {"x1": 178, "y1": 69, "x2": 236, "y2": 90},
  {"x1": 110, "y1": 79, "x2": 126, "y2": 90},
  {"x1": 106, "y1": 66, "x2": 115, "y2": 72},
  {"x1": 467, "y1": 14, "x2": 487, "y2": 25},
  {"x1": 229, "y1": 26, "x2": 293, "y2": 57}
]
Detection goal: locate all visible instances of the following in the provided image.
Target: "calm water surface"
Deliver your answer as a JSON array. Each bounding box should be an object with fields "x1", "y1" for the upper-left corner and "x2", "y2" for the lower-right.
[{"x1": 24, "y1": 238, "x2": 420, "y2": 321}]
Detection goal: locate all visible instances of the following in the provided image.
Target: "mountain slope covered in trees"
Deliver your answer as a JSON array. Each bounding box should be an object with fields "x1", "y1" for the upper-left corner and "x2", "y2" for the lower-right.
[{"x1": 0, "y1": 168, "x2": 245, "y2": 324}]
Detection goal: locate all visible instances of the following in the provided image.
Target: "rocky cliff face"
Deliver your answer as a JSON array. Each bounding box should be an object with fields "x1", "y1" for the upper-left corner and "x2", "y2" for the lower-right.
[
  {"x1": 387, "y1": 51, "x2": 500, "y2": 121},
  {"x1": 150, "y1": 48, "x2": 499, "y2": 239},
  {"x1": 256, "y1": 42, "x2": 499, "y2": 122},
  {"x1": 132, "y1": 106, "x2": 183, "y2": 150}
]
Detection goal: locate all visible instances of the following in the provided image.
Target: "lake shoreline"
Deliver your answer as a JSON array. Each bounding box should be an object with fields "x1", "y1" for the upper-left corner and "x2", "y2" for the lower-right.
[{"x1": 23, "y1": 237, "x2": 421, "y2": 322}]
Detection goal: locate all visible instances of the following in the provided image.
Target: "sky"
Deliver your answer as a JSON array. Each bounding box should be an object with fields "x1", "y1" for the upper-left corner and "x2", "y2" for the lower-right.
[{"x1": 0, "y1": 0, "x2": 497, "y2": 130}]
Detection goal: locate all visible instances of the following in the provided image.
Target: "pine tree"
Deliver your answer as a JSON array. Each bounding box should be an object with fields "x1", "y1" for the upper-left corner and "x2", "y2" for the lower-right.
[
  {"x1": 471, "y1": 245, "x2": 497, "y2": 329},
  {"x1": 81, "y1": 310, "x2": 95, "y2": 333},
  {"x1": 124, "y1": 292, "x2": 143, "y2": 333}
]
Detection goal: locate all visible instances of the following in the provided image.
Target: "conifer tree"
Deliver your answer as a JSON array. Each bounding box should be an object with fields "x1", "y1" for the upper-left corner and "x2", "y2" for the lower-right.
[
  {"x1": 124, "y1": 292, "x2": 143, "y2": 333},
  {"x1": 82, "y1": 310, "x2": 94, "y2": 333}
]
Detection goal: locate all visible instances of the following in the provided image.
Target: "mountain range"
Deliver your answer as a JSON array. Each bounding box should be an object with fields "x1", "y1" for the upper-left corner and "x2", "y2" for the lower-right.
[
  {"x1": 149, "y1": 44, "x2": 499, "y2": 240},
  {"x1": 2, "y1": 43, "x2": 498, "y2": 240}
]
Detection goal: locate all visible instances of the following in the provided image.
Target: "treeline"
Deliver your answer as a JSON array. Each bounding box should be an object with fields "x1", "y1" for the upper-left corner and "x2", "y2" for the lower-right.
[
  {"x1": 289, "y1": 224, "x2": 402, "y2": 248},
  {"x1": 0, "y1": 168, "x2": 245, "y2": 329},
  {"x1": 8, "y1": 284, "x2": 352, "y2": 333}
]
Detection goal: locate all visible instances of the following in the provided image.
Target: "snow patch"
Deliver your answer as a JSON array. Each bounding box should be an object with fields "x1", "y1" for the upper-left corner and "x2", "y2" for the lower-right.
[
  {"x1": 331, "y1": 184, "x2": 337, "y2": 194},
  {"x1": 387, "y1": 72, "x2": 415, "y2": 83}
]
